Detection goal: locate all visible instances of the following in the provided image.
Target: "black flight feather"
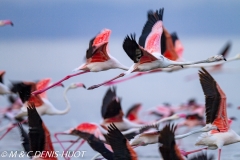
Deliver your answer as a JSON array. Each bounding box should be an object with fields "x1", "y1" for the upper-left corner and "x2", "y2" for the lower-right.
[
  {"x1": 10, "y1": 82, "x2": 32, "y2": 103},
  {"x1": 198, "y1": 68, "x2": 221, "y2": 124},
  {"x1": 17, "y1": 123, "x2": 30, "y2": 153}
]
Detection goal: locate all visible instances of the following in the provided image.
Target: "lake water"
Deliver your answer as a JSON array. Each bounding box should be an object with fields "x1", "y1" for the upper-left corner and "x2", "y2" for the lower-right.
[{"x1": 0, "y1": 37, "x2": 240, "y2": 159}]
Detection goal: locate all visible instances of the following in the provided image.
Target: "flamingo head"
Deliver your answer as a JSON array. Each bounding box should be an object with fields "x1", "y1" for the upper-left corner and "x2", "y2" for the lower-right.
[
  {"x1": 0, "y1": 20, "x2": 14, "y2": 26},
  {"x1": 201, "y1": 124, "x2": 220, "y2": 132},
  {"x1": 68, "y1": 83, "x2": 86, "y2": 89},
  {"x1": 207, "y1": 55, "x2": 226, "y2": 62},
  {"x1": 238, "y1": 106, "x2": 240, "y2": 110}
]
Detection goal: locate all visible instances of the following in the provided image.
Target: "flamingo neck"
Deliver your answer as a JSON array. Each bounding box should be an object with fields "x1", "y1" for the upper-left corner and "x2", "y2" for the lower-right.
[
  {"x1": 49, "y1": 87, "x2": 71, "y2": 115},
  {"x1": 175, "y1": 128, "x2": 201, "y2": 139}
]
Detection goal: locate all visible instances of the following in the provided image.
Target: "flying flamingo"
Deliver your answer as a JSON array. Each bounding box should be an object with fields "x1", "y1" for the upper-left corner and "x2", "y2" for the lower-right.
[
  {"x1": 0, "y1": 20, "x2": 13, "y2": 27},
  {"x1": 18, "y1": 103, "x2": 57, "y2": 160},
  {"x1": 104, "y1": 30, "x2": 184, "y2": 86},
  {"x1": 0, "y1": 71, "x2": 11, "y2": 95},
  {"x1": 32, "y1": 28, "x2": 128, "y2": 96},
  {"x1": 53, "y1": 87, "x2": 186, "y2": 154},
  {"x1": 88, "y1": 8, "x2": 226, "y2": 90},
  {"x1": 158, "y1": 124, "x2": 215, "y2": 160},
  {"x1": 185, "y1": 42, "x2": 231, "y2": 81},
  {"x1": 125, "y1": 103, "x2": 146, "y2": 124},
  {"x1": 104, "y1": 37, "x2": 229, "y2": 86},
  {"x1": 0, "y1": 81, "x2": 84, "y2": 141},
  {"x1": 11, "y1": 81, "x2": 85, "y2": 118},
  {"x1": 145, "y1": 103, "x2": 175, "y2": 120},
  {"x1": 129, "y1": 123, "x2": 218, "y2": 147},
  {"x1": 193, "y1": 68, "x2": 240, "y2": 160}
]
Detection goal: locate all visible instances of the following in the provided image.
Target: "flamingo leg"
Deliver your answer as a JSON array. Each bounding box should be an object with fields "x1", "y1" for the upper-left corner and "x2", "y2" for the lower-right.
[
  {"x1": 32, "y1": 70, "x2": 89, "y2": 95},
  {"x1": 88, "y1": 73, "x2": 125, "y2": 90},
  {"x1": 185, "y1": 147, "x2": 208, "y2": 155},
  {"x1": 105, "y1": 72, "x2": 146, "y2": 85},
  {"x1": 0, "y1": 120, "x2": 27, "y2": 140},
  {"x1": 54, "y1": 132, "x2": 69, "y2": 151},
  {"x1": 65, "y1": 140, "x2": 85, "y2": 160},
  {"x1": 218, "y1": 148, "x2": 222, "y2": 160}
]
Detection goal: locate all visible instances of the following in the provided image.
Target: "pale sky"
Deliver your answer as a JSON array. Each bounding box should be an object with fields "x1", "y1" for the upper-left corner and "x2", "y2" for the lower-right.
[{"x1": 0, "y1": 0, "x2": 240, "y2": 40}]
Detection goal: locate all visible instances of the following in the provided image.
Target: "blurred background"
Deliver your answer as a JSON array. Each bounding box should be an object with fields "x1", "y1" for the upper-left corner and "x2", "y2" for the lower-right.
[{"x1": 0, "y1": 0, "x2": 240, "y2": 159}]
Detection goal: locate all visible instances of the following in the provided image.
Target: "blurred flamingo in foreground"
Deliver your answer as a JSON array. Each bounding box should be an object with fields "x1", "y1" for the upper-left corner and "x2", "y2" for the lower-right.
[
  {"x1": 32, "y1": 29, "x2": 128, "y2": 95},
  {"x1": 0, "y1": 20, "x2": 13, "y2": 27},
  {"x1": 18, "y1": 103, "x2": 57, "y2": 160},
  {"x1": 88, "y1": 8, "x2": 226, "y2": 90}
]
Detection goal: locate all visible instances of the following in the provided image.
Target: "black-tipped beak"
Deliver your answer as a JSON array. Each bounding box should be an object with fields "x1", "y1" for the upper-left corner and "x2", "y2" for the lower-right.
[
  {"x1": 217, "y1": 128, "x2": 220, "y2": 132},
  {"x1": 60, "y1": 84, "x2": 64, "y2": 87},
  {"x1": 10, "y1": 22, "x2": 14, "y2": 26},
  {"x1": 224, "y1": 58, "x2": 227, "y2": 61},
  {"x1": 82, "y1": 84, "x2": 86, "y2": 89},
  {"x1": 181, "y1": 65, "x2": 184, "y2": 68}
]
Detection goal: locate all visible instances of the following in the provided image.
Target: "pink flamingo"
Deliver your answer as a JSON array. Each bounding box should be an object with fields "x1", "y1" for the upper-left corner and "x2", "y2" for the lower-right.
[
  {"x1": 88, "y1": 8, "x2": 225, "y2": 90},
  {"x1": 105, "y1": 30, "x2": 184, "y2": 86},
  {"x1": 185, "y1": 42, "x2": 231, "y2": 81},
  {"x1": 53, "y1": 87, "x2": 186, "y2": 155},
  {"x1": 158, "y1": 124, "x2": 214, "y2": 160},
  {"x1": 32, "y1": 29, "x2": 128, "y2": 96},
  {"x1": 145, "y1": 103, "x2": 175, "y2": 120},
  {"x1": 0, "y1": 80, "x2": 82, "y2": 141},
  {"x1": 0, "y1": 20, "x2": 13, "y2": 27},
  {"x1": 194, "y1": 68, "x2": 240, "y2": 160}
]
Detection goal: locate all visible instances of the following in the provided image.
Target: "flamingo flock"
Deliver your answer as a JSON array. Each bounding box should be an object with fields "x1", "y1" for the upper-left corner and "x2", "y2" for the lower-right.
[{"x1": 0, "y1": 6, "x2": 240, "y2": 160}]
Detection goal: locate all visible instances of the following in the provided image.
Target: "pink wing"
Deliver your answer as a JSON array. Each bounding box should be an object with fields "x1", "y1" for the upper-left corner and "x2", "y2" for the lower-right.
[
  {"x1": 36, "y1": 78, "x2": 51, "y2": 99},
  {"x1": 93, "y1": 28, "x2": 111, "y2": 48},
  {"x1": 145, "y1": 21, "x2": 163, "y2": 53}
]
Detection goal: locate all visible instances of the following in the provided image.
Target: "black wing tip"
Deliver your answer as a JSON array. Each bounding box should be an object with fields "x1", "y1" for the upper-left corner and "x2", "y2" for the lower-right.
[
  {"x1": 157, "y1": 8, "x2": 164, "y2": 21},
  {"x1": 124, "y1": 33, "x2": 136, "y2": 42}
]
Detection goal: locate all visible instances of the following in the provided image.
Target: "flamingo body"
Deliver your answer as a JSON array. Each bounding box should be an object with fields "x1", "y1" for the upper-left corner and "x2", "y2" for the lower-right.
[{"x1": 196, "y1": 129, "x2": 240, "y2": 149}]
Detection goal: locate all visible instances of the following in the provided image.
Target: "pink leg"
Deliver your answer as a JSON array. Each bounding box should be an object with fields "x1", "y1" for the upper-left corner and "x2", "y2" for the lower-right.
[
  {"x1": 66, "y1": 140, "x2": 85, "y2": 160},
  {"x1": 105, "y1": 69, "x2": 162, "y2": 86},
  {"x1": 88, "y1": 73, "x2": 125, "y2": 90},
  {"x1": 218, "y1": 149, "x2": 221, "y2": 160},
  {"x1": 54, "y1": 132, "x2": 69, "y2": 151},
  {"x1": 0, "y1": 120, "x2": 28, "y2": 140},
  {"x1": 183, "y1": 147, "x2": 208, "y2": 156},
  {"x1": 32, "y1": 71, "x2": 89, "y2": 95},
  {"x1": 105, "y1": 72, "x2": 146, "y2": 85}
]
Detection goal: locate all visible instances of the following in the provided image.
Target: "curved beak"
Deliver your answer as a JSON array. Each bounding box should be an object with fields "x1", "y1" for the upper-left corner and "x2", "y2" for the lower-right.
[{"x1": 10, "y1": 22, "x2": 14, "y2": 26}]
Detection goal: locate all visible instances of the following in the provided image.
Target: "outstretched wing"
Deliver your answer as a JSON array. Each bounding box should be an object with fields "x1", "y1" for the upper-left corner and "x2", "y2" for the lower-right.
[
  {"x1": 86, "y1": 29, "x2": 111, "y2": 62},
  {"x1": 107, "y1": 123, "x2": 137, "y2": 160},
  {"x1": 161, "y1": 28, "x2": 179, "y2": 61},
  {"x1": 199, "y1": 68, "x2": 229, "y2": 132},
  {"x1": 101, "y1": 87, "x2": 117, "y2": 118},
  {"x1": 123, "y1": 34, "x2": 143, "y2": 63},
  {"x1": 17, "y1": 123, "x2": 30, "y2": 153},
  {"x1": 36, "y1": 78, "x2": 51, "y2": 99},
  {"x1": 125, "y1": 103, "x2": 142, "y2": 121},
  {"x1": 139, "y1": 8, "x2": 164, "y2": 54},
  {"x1": 158, "y1": 124, "x2": 183, "y2": 160},
  {"x1": 102, "y1": 99, "x2": 123, "y2": 120},
  {"x1": 27, "y1": 103, "x2": 45, "y2": 157}
]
